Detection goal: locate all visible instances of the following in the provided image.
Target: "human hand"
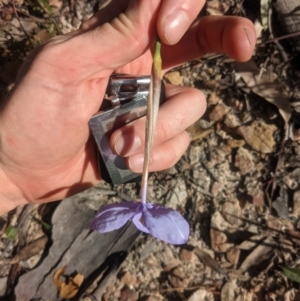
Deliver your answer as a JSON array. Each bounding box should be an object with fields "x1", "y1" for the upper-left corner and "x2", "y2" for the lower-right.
[{"x1": 0, "y1": 0, "x2": 256, "y2": 214}]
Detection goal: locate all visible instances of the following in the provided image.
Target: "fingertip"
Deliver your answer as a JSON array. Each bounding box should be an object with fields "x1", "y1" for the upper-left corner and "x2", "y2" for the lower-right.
[
  {"x1": 165, "y1": 84, "x2": 207, "y2": 118},
  {"x1": 128, "y1": 131, "x2": 190, "y2": 173},
  {"x1": 157, "y1": 0, "x2": 205, "y2": 45},
  {"x1": 224, "y1": 18, "x2": 256, "y2": 62},
  {"x1": 159, "y1": 10, "x2": 190, "y2": 45},
  {"x1": 242, "y1": 26, "x2": 256, "y2": 59}
]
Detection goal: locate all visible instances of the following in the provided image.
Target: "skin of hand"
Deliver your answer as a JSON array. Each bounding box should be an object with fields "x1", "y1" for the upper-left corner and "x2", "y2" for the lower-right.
[{"x1": 0, "y1": 0, "x2": 256, "y2": 214}]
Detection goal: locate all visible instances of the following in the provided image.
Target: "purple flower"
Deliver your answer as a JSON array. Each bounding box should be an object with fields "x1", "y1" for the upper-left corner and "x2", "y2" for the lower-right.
[{"x1": 90, "y1": 201, "x2": 189, "y2": 245}]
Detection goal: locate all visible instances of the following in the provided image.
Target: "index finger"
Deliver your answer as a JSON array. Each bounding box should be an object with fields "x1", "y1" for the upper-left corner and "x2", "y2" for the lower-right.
[
  {"x1": 161, "y1": 16, "x2": 256, "y2": 70},
  {"x1": 157, "y1": 0, "x2": 205, "y2": 45}
]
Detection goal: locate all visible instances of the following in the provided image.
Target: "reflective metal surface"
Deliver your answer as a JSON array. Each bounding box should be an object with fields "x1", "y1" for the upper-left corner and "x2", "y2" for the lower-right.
[{"x1": 89, "y1": 74, "x2": 165, "y2": 184}]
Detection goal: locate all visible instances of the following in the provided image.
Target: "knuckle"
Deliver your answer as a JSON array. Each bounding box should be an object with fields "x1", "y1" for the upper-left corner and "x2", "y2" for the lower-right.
[
  {"x1": 168, "y1": 145, "x2": 180, "y2": 165},
  {"x1": 188, "y1": 88, "x2": 207, "y2": 116},
  {"x1": 166, "y1": 133, "x2": 189, "y2": 165},
  {"x1": 176, "y1": 88, "x2": 206, "y2": 126},
  {"x1": 109, "y1": 13, "x2": 145, "y2": 54},
  {"x1": 156, "y1": 120, "x2": 171, "y2": 144}
]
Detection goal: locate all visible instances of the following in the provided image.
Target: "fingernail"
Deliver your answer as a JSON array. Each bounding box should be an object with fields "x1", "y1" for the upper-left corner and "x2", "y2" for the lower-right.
[
  {"x1": 243, "y1": 27, "x2": 256, "y2": 50},
  {"x1": 164, "y1": 10, "x2": 189, "y2": 44},
  {"x1": 128, "y1": 153, "x2": 144, "y2": 173},
  {"x1": 114, "y1": 133, "x2": 142, "y2": 156}
]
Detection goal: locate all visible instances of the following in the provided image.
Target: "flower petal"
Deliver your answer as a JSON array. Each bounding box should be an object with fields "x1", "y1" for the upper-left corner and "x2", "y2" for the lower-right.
[
  {"x1": 132, "y1": 212, "x2": 150, "y2": 234},
  {"x1": 142, "y1": 204, "x2": 189, "y2": 245},
  {"x1": 90, "y1": 201, "x2": 141, "y2": 233}
]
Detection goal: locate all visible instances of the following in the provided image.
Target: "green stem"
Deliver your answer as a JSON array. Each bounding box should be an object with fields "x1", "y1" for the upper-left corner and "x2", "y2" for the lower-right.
[{"x1": 153, "y1": 40, "x2": 162, "y2": 78}]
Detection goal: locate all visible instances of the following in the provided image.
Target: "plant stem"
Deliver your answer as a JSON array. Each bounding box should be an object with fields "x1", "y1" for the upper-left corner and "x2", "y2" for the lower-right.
[{"x1": 140, "y1": 39, "x2": 162, "y2": 204}]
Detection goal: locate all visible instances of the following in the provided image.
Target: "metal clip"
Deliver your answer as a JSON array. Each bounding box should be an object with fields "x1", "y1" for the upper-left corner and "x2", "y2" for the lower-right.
[{"x1": 89, "y1": 74, "x2": 165, "y2": 185}]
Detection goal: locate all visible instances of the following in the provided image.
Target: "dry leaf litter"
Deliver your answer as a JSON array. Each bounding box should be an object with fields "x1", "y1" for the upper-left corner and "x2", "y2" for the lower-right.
[{"x1": 1, "y1": 0, "x2": 300, "y2": 300}]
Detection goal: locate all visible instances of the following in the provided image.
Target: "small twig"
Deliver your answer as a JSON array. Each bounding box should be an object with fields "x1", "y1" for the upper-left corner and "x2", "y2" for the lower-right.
[
  {"x1": 16, "y1": 10, "x2": 45, "y2": 23},
  {"x1": 201, "y1": 161, "x2": 219, "y2": 182},
  {"x1": 188, "y1": 178, "x2": 214, "y2": 198},
  {"x1": 158, "y1": 285, "x2": 220, "y2": 293},
  {"x1": 263, "y1": 31, "x2": 300, "y2": 46},
  {"x1": 11, "y1": 0, "x2": 34, "y2": 49}
]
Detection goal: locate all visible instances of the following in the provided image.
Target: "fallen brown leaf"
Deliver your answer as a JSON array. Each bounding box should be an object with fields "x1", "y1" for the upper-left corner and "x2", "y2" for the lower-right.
[
  {"x1": 226, "y1": 139, "x2": 245, "y2": 148},
  {"x1": 53, "y1": 266, "x2": 84, "y2": 299},
  {"x1": 239, "y1": 237, "x2": 277, "y2": 273},
  {"x1": 237, "y1": 120, "x2": 277, "y2": 153},
  {"x1": 293, "y1": 190, "x2": 300, "y2": 215},
  {"x1": 206, "y1": 0, "x2": 230, "y2": 15},
  {"x1": 188, "y1": 289, "x2": 214, "y2": 301},
  {"x1": 234, "y1": 147, "x2": 254, "y2": 175},
  {"x1": 164, "y1": 71, "x2": 183, "y2": 85},
  {"x1": 221, "y1": 199, "x2": 242, "y2": 226},
  {"x1": 220, "y1": 279, "x2": 238, "y2": 301},
  {"x1": 53, "y1": 266, "x2": 65, "y2": 292},
  {"x1": 226, "y1": 247, "x2": 240, "y2": 266},
  {"x1": 235, "y1": 59, "x2": 291, "y2": 125},
  {"x1": 209, "y1": 103, "x2": 227, "y2": 122},
  {"x1": 10, "y1": 235, "x2": 48, "y2": 264},
  {"x1": 194, "y1": 247, "x2": 227, "y2": 276},
  {"x1": 210, "y1": 229, "x2": 232, "y2": 253},
  {"x1": 187, "y1": 124, "x2": 213, "y2": 142},
  {"x1": 32, "y1": 30, "x2": 52, "y2": 45}
]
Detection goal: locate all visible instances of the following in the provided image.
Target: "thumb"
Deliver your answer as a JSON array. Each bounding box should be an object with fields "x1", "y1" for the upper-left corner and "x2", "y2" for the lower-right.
[
  {"x1": 86, "y1": 0, "x2": 161, "y2": 70},
  {"x1": 40, "y1": 0, "x2": 162, "y2": 82}
]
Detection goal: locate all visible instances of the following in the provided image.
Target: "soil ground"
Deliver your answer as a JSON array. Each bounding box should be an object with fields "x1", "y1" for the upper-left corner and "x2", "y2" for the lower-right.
[{"x1": 1, "y1": 0, "x2": 300, "y2": 300}]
